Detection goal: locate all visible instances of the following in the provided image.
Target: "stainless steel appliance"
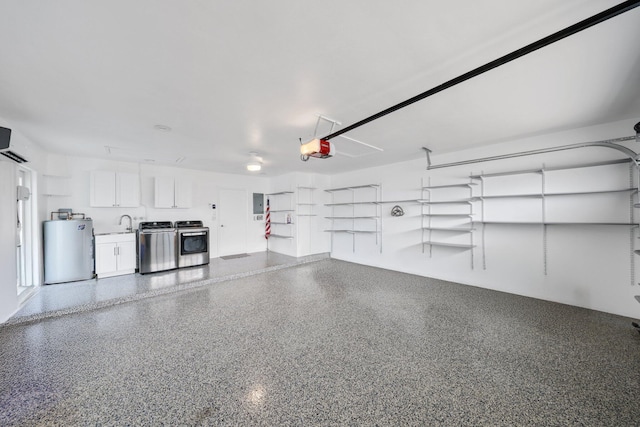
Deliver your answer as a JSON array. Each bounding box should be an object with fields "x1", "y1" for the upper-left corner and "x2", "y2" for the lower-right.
[
  {"x1": 138, "y1": 221, "x2": 177, "y2": 274},
  {"x1": 44, "y1": 216, "x2": 94, "y2": 284},
  {"x1": 175, "y1": 220, "x2": 210, "y2": 268}
]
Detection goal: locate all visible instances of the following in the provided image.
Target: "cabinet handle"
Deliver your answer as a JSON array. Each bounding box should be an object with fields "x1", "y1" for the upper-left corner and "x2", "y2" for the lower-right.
[{"x1": 114, "y1": 247, "x2": 117, "y2": 256}]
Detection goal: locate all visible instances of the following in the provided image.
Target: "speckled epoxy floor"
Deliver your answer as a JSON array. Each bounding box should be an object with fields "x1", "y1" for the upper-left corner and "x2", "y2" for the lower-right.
[
  {"x1": 10, "y1": 251, "x2": 327, "y2": 325},
  {"x1": 2, "y1": 259, "x2": 640, "y2": 425}
]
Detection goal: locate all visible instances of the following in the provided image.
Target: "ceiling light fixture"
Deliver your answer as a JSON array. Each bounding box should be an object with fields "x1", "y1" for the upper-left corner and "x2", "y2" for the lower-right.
[
  {"x1": 246, "y1": 162, "x2": 261, "y2": 172},
  {"x1": 246, "y1": 152, "x2": 262, "y2": 172}
]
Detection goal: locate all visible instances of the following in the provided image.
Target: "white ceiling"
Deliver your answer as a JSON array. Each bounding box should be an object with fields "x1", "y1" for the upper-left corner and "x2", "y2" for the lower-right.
[{"x1": 0, "y1": 1, "x2": 639, "y2": 176}]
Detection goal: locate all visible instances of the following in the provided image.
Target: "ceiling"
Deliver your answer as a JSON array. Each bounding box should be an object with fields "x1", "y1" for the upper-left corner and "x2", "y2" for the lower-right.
[{"x1": 0, "y1": 1, "x2": 639, "y2": 176}]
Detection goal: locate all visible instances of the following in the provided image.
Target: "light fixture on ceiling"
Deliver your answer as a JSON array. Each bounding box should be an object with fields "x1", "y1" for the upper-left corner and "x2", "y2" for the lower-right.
[
  {"x1": 300, "y1": 138, "x2": 334, "y2": 161},
  {"x1": 246, "y1": 152, "x2": 262, "y2": 172}
]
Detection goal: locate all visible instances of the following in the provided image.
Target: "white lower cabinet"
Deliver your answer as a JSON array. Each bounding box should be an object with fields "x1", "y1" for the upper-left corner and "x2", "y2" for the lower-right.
[{"x1": 95, "y1": 233, "x2": 137, "y2": 278}]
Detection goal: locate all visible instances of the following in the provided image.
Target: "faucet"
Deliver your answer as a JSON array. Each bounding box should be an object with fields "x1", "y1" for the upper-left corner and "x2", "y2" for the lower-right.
[{"x1": 119, "y1": 214, "x2": 133, "y2": 232}]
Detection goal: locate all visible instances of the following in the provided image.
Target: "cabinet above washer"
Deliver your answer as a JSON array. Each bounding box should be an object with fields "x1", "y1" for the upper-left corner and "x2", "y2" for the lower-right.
[
  {"x1": 90, "y1": 171, "x2": 140, "y2": 208},
  {"x1": 154, "y1": 176, "x2": 192, "y2": 208}
]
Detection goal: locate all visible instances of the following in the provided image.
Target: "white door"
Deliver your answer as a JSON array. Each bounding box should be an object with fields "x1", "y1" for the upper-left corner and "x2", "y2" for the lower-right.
[{"x1": 218, "y1": 189, "x2": 247, "y2": 257}]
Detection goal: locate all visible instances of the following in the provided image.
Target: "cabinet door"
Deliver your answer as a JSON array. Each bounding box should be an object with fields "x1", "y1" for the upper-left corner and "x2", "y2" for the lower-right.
[
  {"x1": 90, "y1": 171, "x2": 116, "y2": 207},
  {"x1": 175, "y1": 177, "x2": 192, "y2": 208},
  {"x1": 116, "y1": 239, "x2": 137, "y2": 272},
  {"x1": 95, "y1": 242, "x2": 118, "y2": 275},
  {"x1": 116, "y1": 172, "x2": 140, "y2": 207},
  {"x1": 155, "y1": 177, "x2": 176, "y2": 208}
]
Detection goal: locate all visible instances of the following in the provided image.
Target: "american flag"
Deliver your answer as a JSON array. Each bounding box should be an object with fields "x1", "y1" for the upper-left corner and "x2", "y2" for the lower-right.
[{"x1": 265, "y1": 198, "x2": 271, "y2": 239}]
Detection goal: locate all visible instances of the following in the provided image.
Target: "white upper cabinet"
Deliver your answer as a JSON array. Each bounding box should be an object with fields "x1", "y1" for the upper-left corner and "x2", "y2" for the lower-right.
[
  {"x1": 154, "y1": 176, "x2": 192, "y2": 208},
  {"x1": 90, "y1": 171, "x2": 140, "y2": 208}
]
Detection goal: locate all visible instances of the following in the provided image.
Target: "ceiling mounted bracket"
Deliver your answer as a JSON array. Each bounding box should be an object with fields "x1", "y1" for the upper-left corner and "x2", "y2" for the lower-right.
[
  {"x1": 300, "y1": 114, "x2": 382, "y2": 162},
  {"x1": 314, "y1": 115, "x2": 341, "y2": 138},
  {"x1": 422, "y1": 147, "x2": 432, "y2": 168}
]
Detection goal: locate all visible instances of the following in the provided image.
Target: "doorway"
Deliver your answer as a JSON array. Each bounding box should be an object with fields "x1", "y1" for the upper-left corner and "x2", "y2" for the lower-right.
[
  {"x1": 16, "y1": 166, "x2": 34, "y2": 297},
  {"x1": 218, "y1": 189, "x2": 248, "y2": 257}
]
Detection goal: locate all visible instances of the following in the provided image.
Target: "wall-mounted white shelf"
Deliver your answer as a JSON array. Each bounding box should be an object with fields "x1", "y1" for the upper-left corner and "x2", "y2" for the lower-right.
[
  {"x1": 42, "y1": 174, "x2": 72, "y2": 197},
  {"x1": 266, "y1": 191, "x2": 294, "y2": 196},
  {"x1": 423, "y1": 241, "x2": 476, "y2": 249},
  {"x1": 324, "y1": 230, "x2": 378, "y2": 234},
  {"x1": 480, "y1": 188, "x2": 636, "y2": 200},
  {"x1": 418, "y1": 199, "x2": 476, "y2": 204},
  {"x1": 325, "y1": 184, "x2": 379, "y2": 192},
  {"x1": 422, "y1": 227, "x2": 475, "y2": 232},
  {"x1": 422, "y1": 183, "x2": 478, "y2": 189},
  {"x1": 296, "y1": 187, "x2": 317, "y2": 216},
  {"x1": 267, "y1": 191, "x2": 295, "y2": 247},
  {"x1": 470, "y1": 159, "x2": 632, "y2": 180},
  {"x1": 376, "y1": 199, "x2": 423, "y2": 204},
  {"x1": 472, "y1": 158, "x2": 638, "y2": 281},
  {"x1": 324, "y1": 183, "x2": 381, "y2": 253},
  {"x1": 325, "y1": 201, "x2": 379, "y2": 206},
  {"x1": 422, "y1": 213, "x2": 473, "y2": 217},
  {"x1": 326, "y1": 216, "x2": 378, "y2": 219},
  {"x1": 421, "y1": 178, "x2": 476, "y2": 268}
]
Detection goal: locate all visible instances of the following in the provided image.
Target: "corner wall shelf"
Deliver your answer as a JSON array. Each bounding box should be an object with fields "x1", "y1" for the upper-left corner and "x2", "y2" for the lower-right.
[
  {"x1": 267, "y1": 190, "x2": 296, "y2": 249},
  {"x1": 269, "y1": 234, "x2": 293, "y2": 239}
]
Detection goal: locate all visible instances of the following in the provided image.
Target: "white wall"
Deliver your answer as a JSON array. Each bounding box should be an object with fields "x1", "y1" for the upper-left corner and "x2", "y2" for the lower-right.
[
  {"x1": 327, "y1": 118, "x2": 640, "y2": 318},
  {"x1": 2, "y1": 117, "x2": 639, "y2": 323},
  {"x1": 266, "y1": 172, "x2": 331, "y2": 257},
  {"x1": 0, "y1": 122, "x2": 47, "y2": 323},
  {"x1": 43, "y1": 154, "x2": 274, "y2": 258},
  {"x1": 0, "y1": 159, "x2": 18, "y2": 323}
]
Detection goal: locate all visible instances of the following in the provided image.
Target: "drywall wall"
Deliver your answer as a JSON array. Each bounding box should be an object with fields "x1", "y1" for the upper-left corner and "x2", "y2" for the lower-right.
[
  {"x1": 267, "y1": 172, "x2": 331, "y2": 257},
  {"x1": 0, "y1": 159, "x2": 17, "y2": 323},
  {"x1": 327, "y1": 118, "x2": 640, "y2": 318},
  {"x1": 43, "y1": 154, "x2": 274, "y2": 258},
  {"x1": 0, "y1": 122, "x2": 47, "y2": 323}
]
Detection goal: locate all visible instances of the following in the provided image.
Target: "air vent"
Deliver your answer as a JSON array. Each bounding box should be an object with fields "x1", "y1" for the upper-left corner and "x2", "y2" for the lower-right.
[{"x1": 1, "y1": 150, "x2": 28, "y2": 163}]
